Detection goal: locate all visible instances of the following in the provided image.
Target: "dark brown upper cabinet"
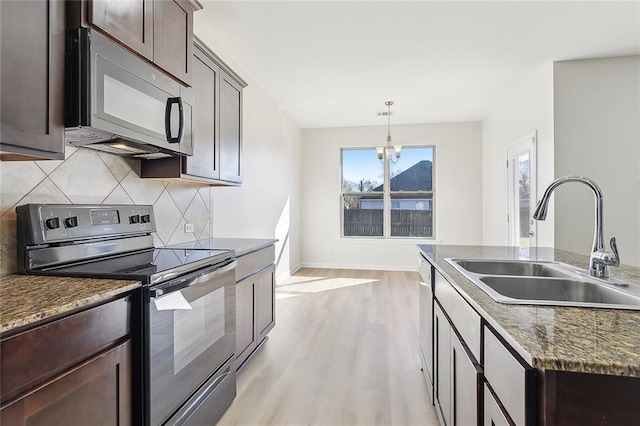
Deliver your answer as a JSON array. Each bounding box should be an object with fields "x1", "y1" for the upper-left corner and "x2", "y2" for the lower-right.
[
  {"x1": 68, "y1": 0, "x2": 200, "y2": 86},
  {"x1": 88, "y1": 0, "x2": 154, "y2": 61},
  {"x1": 153, "y1": 0, "x2": 194, "y2": 85},
  {"x1": 0, "y1": 0, "x2": 66, "y2": 161},
  {"x1": 219, "y1": 71, "x2": 243, "y2": 183},
  {"x1": 141, "y1": 37, "x2": 246, "y2": 186}
]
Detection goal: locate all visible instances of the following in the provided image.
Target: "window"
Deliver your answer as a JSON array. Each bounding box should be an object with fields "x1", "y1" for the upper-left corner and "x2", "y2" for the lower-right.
[{"x1": 341, "y1": 146, "x2": 434, "y2": 238}]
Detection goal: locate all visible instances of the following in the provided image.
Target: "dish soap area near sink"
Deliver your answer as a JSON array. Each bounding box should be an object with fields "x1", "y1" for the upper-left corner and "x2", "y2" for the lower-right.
[{"x1": 446, "y1": 258, "x2": 640, "y2": 310}]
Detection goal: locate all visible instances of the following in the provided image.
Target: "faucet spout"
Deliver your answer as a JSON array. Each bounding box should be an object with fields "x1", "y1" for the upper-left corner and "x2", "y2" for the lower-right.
[{"x1": 533, "y1": 175, "x2": 619, "y2": 278}]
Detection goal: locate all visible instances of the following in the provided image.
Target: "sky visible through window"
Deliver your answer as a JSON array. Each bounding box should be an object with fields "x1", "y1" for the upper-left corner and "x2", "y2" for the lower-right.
[{"x1": 342, "y1": 147, "x2": 433, "y2": 186}]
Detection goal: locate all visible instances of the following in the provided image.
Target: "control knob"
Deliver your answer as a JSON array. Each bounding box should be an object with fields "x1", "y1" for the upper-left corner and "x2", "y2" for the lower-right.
[
  {"x1": 45, "y1": 217, "x2": 60, "y2": 230},
  {"x1": 64, "y1": 216, "x2": 79, "y2": 228}
]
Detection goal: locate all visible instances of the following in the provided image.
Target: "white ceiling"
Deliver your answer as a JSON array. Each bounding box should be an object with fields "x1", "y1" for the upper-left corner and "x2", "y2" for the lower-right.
[{"x1": 194, "y1": 1, "x2": 640, "y2": 129}]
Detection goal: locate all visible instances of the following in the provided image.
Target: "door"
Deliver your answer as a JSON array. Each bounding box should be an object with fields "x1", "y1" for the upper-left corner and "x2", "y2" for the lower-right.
[
  {"x1": 256, "y1": 265, "x2": 276, "y2": 340},
  {"x1": 419, "y1": 257, "x2": 434, "y2": 402},
  {"x1": 219, "y1": 71, "x2": 243, "y2": 183},
  {"x1": 451, "y1": 331, "x2": 482, "y2": 426},
  {"x1": 0, "y1": 0, "x2": 65, "y2": 160},
  {"x1": 147, "y1": 261, "x2": 236, "y2": 426},
  {"x1": 507, "y1": 132, "x2": 537, "y2": 247},
  {"x1": 153, "y1": 0, "x2": 193, "y2": 85},
  {"x1": 434, "y1": 303, "x2": 452, "y2": 426},
  {"x1": 235, "y1": 275, "x2": 256, "y2": 367},
  {"x1": 186, "y1": 41, "x2": 221, "y2": 180},
  {"x1": 89, "y1": 0, "x2": 154, "y2": 60},
  {"x1": 0, "y1": 341, "x2": 132, "y2": 426},
  {"x1": 85, "y1": 29, "x2": 192, "y2": 155}
]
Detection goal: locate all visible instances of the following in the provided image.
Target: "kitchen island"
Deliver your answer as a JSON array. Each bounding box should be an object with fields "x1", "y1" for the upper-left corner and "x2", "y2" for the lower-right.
[{"x1": 418, "y1": 244, "x2": 640, "y2": 425}]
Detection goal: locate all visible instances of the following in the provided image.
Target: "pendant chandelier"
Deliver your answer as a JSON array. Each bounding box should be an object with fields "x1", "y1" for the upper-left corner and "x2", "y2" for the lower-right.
[{"x1": 376, "y1": 100, "x2": 402, "y2": 164}]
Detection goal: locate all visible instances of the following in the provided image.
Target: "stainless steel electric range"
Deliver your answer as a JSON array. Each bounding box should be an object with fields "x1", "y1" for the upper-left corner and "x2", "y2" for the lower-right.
[{"x1": 17, "y1": 204, "x2": 237, "y2": 425}]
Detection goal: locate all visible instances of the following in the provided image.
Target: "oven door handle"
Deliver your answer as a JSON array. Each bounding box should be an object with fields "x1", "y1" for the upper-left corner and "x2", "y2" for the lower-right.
[{"x1": 150, "y1": 259, "x2": 237, "y2": 298}]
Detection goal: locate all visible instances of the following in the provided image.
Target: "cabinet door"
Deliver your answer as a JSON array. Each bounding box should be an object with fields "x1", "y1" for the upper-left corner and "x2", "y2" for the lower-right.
[
  {"x1": 418, "y1": 257, "x2": 434, "y2": 401},
  {"x1": 89, "y1": 0, "x2": 153, "y2": 60},
  {"x1": 0, "y1": 0, "x2": 65, "y2": 160},
  {"x1": 1, "y1": 340, "x2": 132, "y2": 426},
  {"x1": 256, "y1": 265, "x2": 276, "y2": 340},
  {"x1": 484, "y1": 385, "x2": 511, "y2": 426},
  {"x1": 153, "y1": 0, "x2": 193, "y2": 85},
  {"x1": 236, "y1": 277, "x2": 256, "y2": 368},
  {"x1": 185, "y1": 43, "x2": 220, "y2": 180},
  {"x1": 451, "y1": 331, "x2": 482, "y2": 426},
  {"x1": 219, "y1": 71, "x2": 243, "y2": 183},
  {"x1": 434, "y1": 303, "x2": 452, "y2": 426}
]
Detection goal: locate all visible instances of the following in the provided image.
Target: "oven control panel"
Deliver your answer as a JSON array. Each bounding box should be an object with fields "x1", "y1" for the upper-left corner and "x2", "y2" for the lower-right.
[{"x1": 17, "y1": 204, "x2": 156, "y2": 244}]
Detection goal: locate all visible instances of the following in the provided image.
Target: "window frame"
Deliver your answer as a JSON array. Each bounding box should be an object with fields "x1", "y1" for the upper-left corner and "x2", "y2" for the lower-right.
[{"x1": 340, "y1": 145, "x2": 436, "y2": 239}]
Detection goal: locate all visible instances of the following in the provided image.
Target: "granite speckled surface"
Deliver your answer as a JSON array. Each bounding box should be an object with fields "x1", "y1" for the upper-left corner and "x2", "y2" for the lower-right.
[
  {"x1": 419, "y1": 245, "x2": 640, "y2": 378},
  {"x1": 169, "y1": 238, "x2": 278, "y2": 257},
  {"x1": 0, "y1": 274, "x2": 140, "y2": 335}
]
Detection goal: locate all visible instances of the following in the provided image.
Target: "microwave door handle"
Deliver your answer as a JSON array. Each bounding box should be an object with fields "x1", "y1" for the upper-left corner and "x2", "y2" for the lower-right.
[{"x1": 164, "y1": 97, "x2": 183, "y2": 144}]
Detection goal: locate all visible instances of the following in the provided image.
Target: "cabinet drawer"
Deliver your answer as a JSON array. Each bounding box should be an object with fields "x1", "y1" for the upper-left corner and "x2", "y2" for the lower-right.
[
  {"x1": 484, "y1": 327, "x2": 528, "y2": 425},
  {"x1": 434, "y1": 269, "x2": 452, "y2": 312},
  {"x1": 1, "y1": 296, "x2": 131, "y2": 405},
  {"x1": 236, "y1": 246, "x2": 275, "y2": 282},
  {"x1": 449, "y1": 286, "x2": 481, "y2": 360}
]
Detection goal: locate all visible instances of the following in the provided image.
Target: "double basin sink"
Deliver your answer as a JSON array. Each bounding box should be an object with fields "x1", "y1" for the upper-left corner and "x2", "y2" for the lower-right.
[{"x1": 446, "y1": 259, "x2": 640, "y2": 310}]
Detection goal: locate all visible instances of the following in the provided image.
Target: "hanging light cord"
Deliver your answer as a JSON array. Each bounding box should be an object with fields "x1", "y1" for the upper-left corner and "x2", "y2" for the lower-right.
[{"x1": 386, "y1": 100, "x2": 393, "y2": 146}]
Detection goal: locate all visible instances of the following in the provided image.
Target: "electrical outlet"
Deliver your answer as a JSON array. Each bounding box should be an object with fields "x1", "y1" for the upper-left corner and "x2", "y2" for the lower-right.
[{"x1": 184, "y1": 223, "x2": 194, "y2": 233}]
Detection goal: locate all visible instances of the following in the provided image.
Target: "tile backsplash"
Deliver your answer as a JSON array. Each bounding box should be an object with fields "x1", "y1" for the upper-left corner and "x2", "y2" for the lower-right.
[{"x1": 0, "y1": 146, "x2": 213, "y2": 276}]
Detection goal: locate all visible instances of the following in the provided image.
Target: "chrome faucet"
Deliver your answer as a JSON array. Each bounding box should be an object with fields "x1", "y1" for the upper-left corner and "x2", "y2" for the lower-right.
[{"x1": 533, "y1": 175, "x2": 620, "y2": 278}]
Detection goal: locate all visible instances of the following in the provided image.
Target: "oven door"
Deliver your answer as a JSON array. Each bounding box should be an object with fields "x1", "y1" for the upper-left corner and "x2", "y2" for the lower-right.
[{"x1": 145, "y1": 259, "x2": 236, "y2": 426}]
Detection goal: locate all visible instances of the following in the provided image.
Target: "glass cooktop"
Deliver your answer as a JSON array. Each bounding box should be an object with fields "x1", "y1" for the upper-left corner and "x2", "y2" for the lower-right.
[{"x1": 39, "y1": 247, "x2": 234, "y2": 285}]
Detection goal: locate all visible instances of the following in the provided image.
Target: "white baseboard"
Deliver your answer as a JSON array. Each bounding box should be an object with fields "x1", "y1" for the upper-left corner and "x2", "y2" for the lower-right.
[
  {"x1": 298, "y1": 262, "x2": 417, "y2": 272},
  {"x1": 275, "y1": 263, "x2": 302, "y2": 283}
]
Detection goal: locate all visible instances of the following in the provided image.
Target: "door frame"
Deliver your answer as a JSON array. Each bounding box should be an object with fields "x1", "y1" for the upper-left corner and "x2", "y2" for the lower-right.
[{"x1": 507, "y1": 131, "x2": 537, "y2": 247}]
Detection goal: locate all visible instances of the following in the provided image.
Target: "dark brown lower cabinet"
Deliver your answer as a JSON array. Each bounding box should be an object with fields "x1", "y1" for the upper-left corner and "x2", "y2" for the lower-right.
[
  {"x1": 235, "y1": 246, "x2": 276, "y2": 370},
  {"x1": 236, "y1": 274, "x2": 257, "y2": 365},
  {"x1": 1, "y1": 340, "x2": 132, "y2": 426},
  {"x1": 0, "y1": 295, "x2": 133, "y2": 425}
]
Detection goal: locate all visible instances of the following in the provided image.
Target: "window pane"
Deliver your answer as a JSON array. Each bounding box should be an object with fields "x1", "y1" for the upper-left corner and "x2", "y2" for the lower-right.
[
  {"x1": 343, "y1": 194, "x2": 383, "y2": 236},
  {"x1": 342, "y1": 149, "x2": 384, "y2": 192},
  {"x1": 389, "y1": 147, "x2": 433, "y2": 191},
  {"x1": 517, "y1": 152, "x2": 531, "y2": 246},
  {"x1": 390, "y1": 193, "x2": 433, "y2": 237}
]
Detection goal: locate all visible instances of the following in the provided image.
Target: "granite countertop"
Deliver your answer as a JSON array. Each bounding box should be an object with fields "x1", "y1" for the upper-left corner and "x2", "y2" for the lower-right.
[
  {"x1": 169, "y1": 238, "x2": 278, "y2": 257},
  {"x1": 418, "y1": 245, "x2": 640, "y2": 378},
  {"x1": 0, "y1": 274, "x2": 141, "y2": 335}
]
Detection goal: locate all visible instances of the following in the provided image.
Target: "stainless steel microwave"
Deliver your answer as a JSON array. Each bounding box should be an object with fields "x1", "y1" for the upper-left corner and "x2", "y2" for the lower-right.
[{"x1": 65, "y1": 28, "x2": 193, "y2": 159}]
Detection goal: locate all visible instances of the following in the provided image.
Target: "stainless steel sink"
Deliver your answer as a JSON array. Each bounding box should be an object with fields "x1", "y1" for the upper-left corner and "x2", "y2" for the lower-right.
[
  {"x1": 453, "y1": 260, "x2": 568, "y2": 278},
  {"x1": 446, "y1": 258, "x2": 640, "y2": 310}
]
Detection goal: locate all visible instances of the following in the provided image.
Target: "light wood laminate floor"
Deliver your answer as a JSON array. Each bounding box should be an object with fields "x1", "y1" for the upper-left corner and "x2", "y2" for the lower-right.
[{"x1": 219, "y1": 268, "x2": 439, "y2": 425}]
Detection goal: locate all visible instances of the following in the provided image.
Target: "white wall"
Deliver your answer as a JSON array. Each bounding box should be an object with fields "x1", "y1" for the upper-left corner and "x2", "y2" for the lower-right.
[
  {"x1": 301, "y1": 122, "x2": 482, "y2": 271},
  {"x1": 194, "y1": 28, "x2": 303, "y2": 282},
  {"x1": 482, "y1": 64, "x2": 555, "y2": 248},
  {"x1": 210, "y1": 82, "x2": 302, "y2": 281},
  {"x1": 554, "y1": 56, "x2": 640, "y2": 267}
]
